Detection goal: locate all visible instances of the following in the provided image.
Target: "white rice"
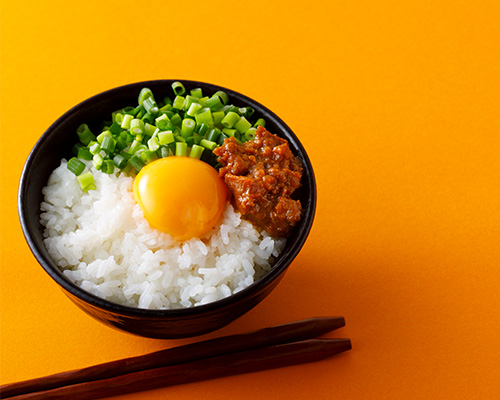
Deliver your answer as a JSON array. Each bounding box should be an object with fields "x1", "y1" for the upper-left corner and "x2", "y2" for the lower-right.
[{"x1": 40, "y1": 159, "x2": 286, "y2": 309}]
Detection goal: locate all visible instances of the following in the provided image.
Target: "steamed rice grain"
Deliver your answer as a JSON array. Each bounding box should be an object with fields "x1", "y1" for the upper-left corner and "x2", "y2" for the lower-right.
[{"x1": 40, "y1": 159, "x2": 286, "y2": 309}]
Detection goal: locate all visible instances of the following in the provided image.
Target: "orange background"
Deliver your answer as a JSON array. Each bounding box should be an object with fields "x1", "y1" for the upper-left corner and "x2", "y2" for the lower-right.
[{"x1": 1, "y1": 0, "x2": 500, "y2": 398}]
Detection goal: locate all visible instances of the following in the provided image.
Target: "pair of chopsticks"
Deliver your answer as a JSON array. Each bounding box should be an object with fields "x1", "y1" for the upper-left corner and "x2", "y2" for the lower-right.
[{"x1": 0, "y1": 317, "x2": 351, "y2": 400}]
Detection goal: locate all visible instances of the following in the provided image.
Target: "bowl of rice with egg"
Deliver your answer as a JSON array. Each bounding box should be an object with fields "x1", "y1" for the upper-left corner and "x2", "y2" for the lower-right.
[{"x1": 18, "y1": 80, "x2": 316, "y2": 338}]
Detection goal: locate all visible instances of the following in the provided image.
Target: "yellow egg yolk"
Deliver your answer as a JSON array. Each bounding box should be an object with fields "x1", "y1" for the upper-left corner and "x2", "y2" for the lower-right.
[{"x1": 133, "y1": 157, "x2": 228, "y2": 241}]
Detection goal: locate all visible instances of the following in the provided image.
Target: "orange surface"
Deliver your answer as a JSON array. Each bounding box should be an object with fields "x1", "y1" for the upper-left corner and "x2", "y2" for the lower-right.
[{"x1": 1, "y1": 0, "x2": 500, "y2": 398}]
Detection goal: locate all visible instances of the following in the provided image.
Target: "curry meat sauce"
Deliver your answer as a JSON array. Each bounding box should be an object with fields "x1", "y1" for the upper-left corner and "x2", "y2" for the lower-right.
[{"x1": 214, "y1": 126, "x2": 303, "y2": 237}]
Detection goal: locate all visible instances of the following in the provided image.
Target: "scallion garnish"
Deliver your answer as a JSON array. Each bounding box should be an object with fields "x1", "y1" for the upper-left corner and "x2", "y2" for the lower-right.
[
  {"x1": 171, "y1": 81, "x2": 186, "y2": 96},
  {"x1": 69, "y1": 82, "x2": 268, "y2": 190},
  {"x1": 77, "y1": 147, "x2": 92, "y2": 161},
  {"x1": 181, "y1": 118, "x2": 196, "y2": 138},
  {"x1": 67, "y1": 157, "x2": 86, "y2": 176},
  {"x1": 100, "y1": 136, "x2": 116, "y2": 154},
  {"x1": 234, "y1": 117, "x2": 252, "y2": 134},
  {"x1": 130, "y1": 119, "x2": 145, "y2": 136},
  {"x1": 102, "y1": 159, "x2": 115, "y2": 174},
  {"x1": 77, "y1": 172, "x2": 96, "y2": 192},
  {"x1": 121, "y1": 114, "x2": 134, "y2": 130},
  {"x1": 129, "y1": 155, "x2": 145, "y2": 172},
  {"x1": 189, "y1": 144, "x2": 204, "y2": 159},
  {"x1": 172, "y1": 95, "x2": 185, "y2": 110},
  {"x1": 254, "y1": 118, "x2": 266, "y2": 128},
  {"x1": 176, "y1": 142, "x2": 187, "y2": 156},
  {"x1": 76, "y1": 124, "x2": 95, "y2": 146},
  {"x1": 221, "y1": 111, "x2": 240, "y2": 129},
  {"x1": 113, "y1": 154, "x2": 128, "y2": 169},
  {"x1": 214, "y1": 90, "x2": 229, "y2": 105}
]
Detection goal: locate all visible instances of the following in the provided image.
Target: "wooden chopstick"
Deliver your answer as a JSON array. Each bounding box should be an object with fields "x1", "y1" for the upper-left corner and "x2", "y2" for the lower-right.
[
  {"x1": 7, "y1": 339, "x2": 351, "y2": 400},
  {"x1": 0, "y1": 317, "x2": 350, "y2": 399}
]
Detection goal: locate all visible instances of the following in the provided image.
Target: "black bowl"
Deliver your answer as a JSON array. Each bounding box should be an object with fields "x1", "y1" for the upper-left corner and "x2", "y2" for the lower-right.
[{"x1": 18, "y1": 80, "x2": 316, "y2": 339}]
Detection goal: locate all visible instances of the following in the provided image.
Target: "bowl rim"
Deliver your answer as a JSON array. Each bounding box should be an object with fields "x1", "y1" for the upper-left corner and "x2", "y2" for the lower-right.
[{"x1": 18, "y1": 79, "x2": 317, "y2": 318}]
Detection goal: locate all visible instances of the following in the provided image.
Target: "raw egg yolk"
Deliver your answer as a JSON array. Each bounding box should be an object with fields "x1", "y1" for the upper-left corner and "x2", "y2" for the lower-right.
[{"x1": 133, "y1": 157, "x2": 228, "y2": 241}]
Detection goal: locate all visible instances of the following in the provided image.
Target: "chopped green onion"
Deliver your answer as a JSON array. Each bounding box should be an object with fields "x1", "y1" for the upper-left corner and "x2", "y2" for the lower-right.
[
  {"x1": 77, "y1": 172, "x2": 96, "y2": 192},
  {"x1": 194, "y1": 107, "x2": 213, "y2": 126},
  {"x1": 122, "y1": 106, "x2": 136, "y2": 116},
  {"x1": 184, "y1": 95, "x2": 199, "y2": 111},
  {"x1": 138, "y1": 87, "x2": 154, "y2": 105},
  {"x1": 155, "y1": 114, "x2": 171, "y2": 131},
  {"x1": 189, "y1": 144, "x2": 204, "y2": 159},
  {"x1": 77, "y1": 146, "x2": 92, "y2": 161},
  {"x1": 205, "y1": 95, "x2": 224, "y2": 111},
  {"x1": 199, "y1": 138, "x2": 218, "y2": 151},
  {"x1": 72, "y1": 143, "x2": 83, "y2": 155},
  {"x1": 135, "y1": 144, "x2": 148, "y2": 156},
  {"x1": 89, "y1": 142, "x2": 101, "y2": 155},
  {"x1": 172, "y1": 95, "x2": 185, "y2": 110},
  {"x1": 159, "y1": 103, "x2": 173, "y2": 114},
  {"x1": 144, "y1": 122, "x2": 157, "y2": 137},
  {"x1": 128, "y1": 138, "x2": 142, "y2": 154},
  {"x1": 244, "y1": 127, "x2": 257, "y2": 141},
  {"x1": 102, "y1": 159, "x2": 115, "y2": 174},
  {"x1": 196, "y1": 123, "x2": 209, "y2": 136},
  {"x1": 221, "y1": 111, "x2": 240, "y2": 128},
  {"x1": 214, "y1": 90, "x2": 229, "y2": 105},
  {"x1": 115, "y1": 136, "x2": 128, "y2": 151},
  {"x1": 181, "y1": 118, "x2": 196, "y2": 138},
  {"x1": 254, "y1": 118, "x2": 266, "y2": 127},
  {"x1": 92, "y1": 153, "x2": 104, "y2": 170},
  {"x1": 113, "y1": 154, "x2": 128, "y2": 169},
  {"x1": 147, "y1": 137, "x2": 160, "y2": 151},
  {"x1": 172, "y1": 81, "x2": 186, "y2": 96},
  {"x1": 77, "y1": 124, "x2": 96, "y2": 146},
  {"x1": 121, "y1": 163, "x2": 135, "y2": 176},
  {"x1": 234, "y1": 116, "x2": 252, "y2": 134},
  {"x1": 217, "y1": 131, "x2": 229, "y2": 145},
  {"x1": 222, "y1": 105, "x2": 238, "y2": 115},
  {"x1": 190, "y1": 88, "x2": 203, "y2": 98},
  {"x1": 135, "y1": 105, "x2": 146, "y2": 119},
  {"x1": 186, "y1": 102, "x2": 203, "y2": 116},
  {"x1": 141, "y1": 112, "x2": 156, "y2": 125},
  {"x1": 109, "y1": 121, "x2": 122, "y2": 134},
  {"x1": 67, "y1": 157, "x2": 85, "y2": 176},
  {"x1": 141, "y1": 150, "x2": 158, "y2": 164},
  {"x1": 72, "y1": 83, "x2": 268, "y2": 187},
  {"x1": 142, "y1": 97, "x2": 158, "y2": 116},
  {"x1": 222, "y1": 128, "x2": 238, "y2": 138},
  {"x1": 96, "y1": 130, "x2": 112, "y2": 144},
  {"x1": 129, "y1": 155, "x2": 145, "y2": 171},
  {"x1": 130, "y1": 119, "x2": 144, "y2": 136},
  {"x1": 175, "y1": 133, "x2": 186, "y2": 143},
  {"x1": 212, "y1": 110, "x2": 225, "y2": 127},
  {"x1": 240, "y1": 107, "x2": 255, "y2": 118},
  {"x1": 160, "y1": 146, "x2": 170, "y2": 158},
  {"x1": 192, "y1": 132, "x2": 202, "y2": 145},
  {"x1": 170, "y1": 113, "x2": 182, "y2": 126},
  {"x1": 176, "y1": 142, "x2": 187, "y2": 156},
  {"x1": 113, "y1": 112, "x2": 124, "y2": 124},
  {"x1": 121, "y1": 114, "x2": 134, "y2": 129},
  {"x1": 158, "y1": 130, "x2": 175, "y2": 145},
  {"x1": 101, "y1": 136, "x2": 116, "y2": 153},
  {"x1": 207, "y1": 128, "x2": 221, "y2": 143}
]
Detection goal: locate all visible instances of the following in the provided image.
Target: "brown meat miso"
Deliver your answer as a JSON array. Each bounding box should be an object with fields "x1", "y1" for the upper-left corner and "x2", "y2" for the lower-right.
[{"x1": 214, "y1": 126, "x2": 303, "y2": 237}]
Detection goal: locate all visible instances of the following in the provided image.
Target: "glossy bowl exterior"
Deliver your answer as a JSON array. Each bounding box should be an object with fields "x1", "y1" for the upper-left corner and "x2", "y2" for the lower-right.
[{"x1": 18, "y1": 80, "x2": 316, "y2": 339}]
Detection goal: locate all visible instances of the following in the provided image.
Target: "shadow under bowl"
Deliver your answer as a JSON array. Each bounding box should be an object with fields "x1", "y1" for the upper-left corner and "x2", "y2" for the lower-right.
[{"x1": 18, "y1": 80, "x2": 316, "y2": 339}]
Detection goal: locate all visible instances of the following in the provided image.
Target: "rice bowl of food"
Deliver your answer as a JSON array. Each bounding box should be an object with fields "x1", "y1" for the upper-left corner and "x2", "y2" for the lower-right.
[{"x1": 18, "y1": 80, "x2": 316, "y2": 338}]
